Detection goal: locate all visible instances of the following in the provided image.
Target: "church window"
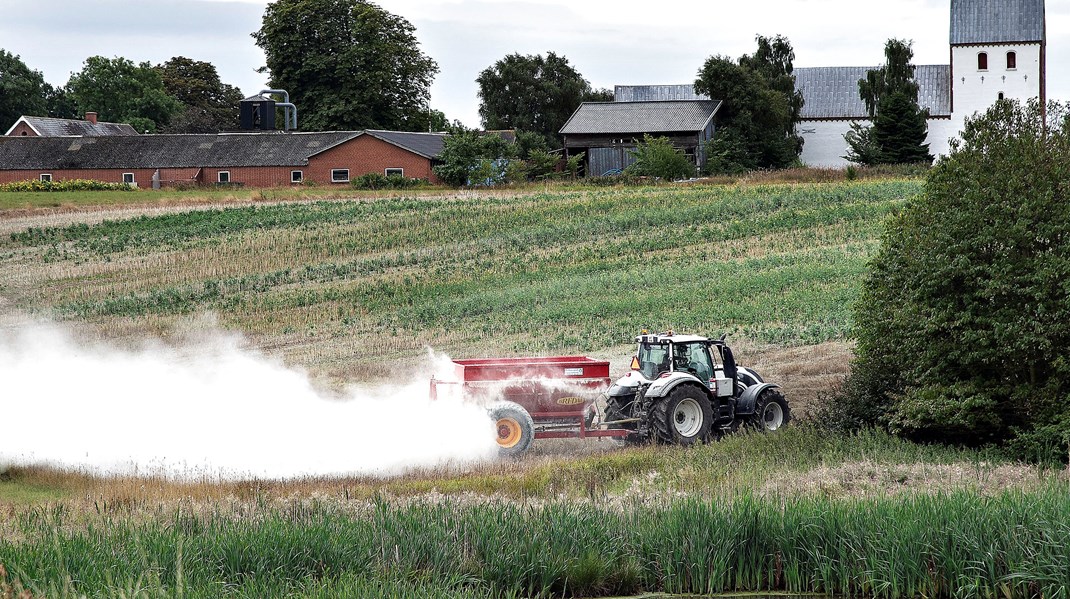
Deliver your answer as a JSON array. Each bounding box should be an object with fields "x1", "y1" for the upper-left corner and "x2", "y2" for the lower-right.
[
  {"x1": 1006, "y1": 51, "x2": 1016, "y2": 69},
  {"x1": 977, "y1": 52, "x2": 988, "y2": 71}
]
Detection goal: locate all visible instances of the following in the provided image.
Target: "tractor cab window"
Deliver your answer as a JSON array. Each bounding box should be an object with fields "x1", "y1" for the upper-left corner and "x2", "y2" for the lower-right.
[
  {"x1": 638, "y1": 342, "x2": 671, "y2": 379},
  {"x1": 674, "y1": 342, "x2": 714, "y2": 382}
]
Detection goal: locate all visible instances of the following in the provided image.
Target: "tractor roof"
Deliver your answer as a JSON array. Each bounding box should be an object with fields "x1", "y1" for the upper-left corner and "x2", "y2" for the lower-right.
[{"x1": 636, "y1": 332, "x2": 710, "y2": 344}]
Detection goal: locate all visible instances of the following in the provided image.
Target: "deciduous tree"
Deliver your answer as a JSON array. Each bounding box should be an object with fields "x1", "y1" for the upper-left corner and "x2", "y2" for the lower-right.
[
  {"x1": 66, "y1": 56, "x2": 181, "y2": 133},
  {"x1": 845, "y1": 99, "x2": 1070, "y2": 461},
  {"x1": 433, "y1": 131, "x2": 517, "y2": 187},
  {"x1": 253, "y1": 0, "x2": 438, "y2": 132},
  {"x1": 0, "y1": 50, "x2": 48, "y2": 130},
  {"x1": 477, "y1": 52, "x2": 604, "y2": 149},
  {"x1": 695, "y1": 35, "x2": 803, "y2": 172},
  {"x1": 625, "y1": 135, "x2": 696, "y2": 181},
  {"x1": 156, "y1": 57, "x2": 244, "y2": 133}
]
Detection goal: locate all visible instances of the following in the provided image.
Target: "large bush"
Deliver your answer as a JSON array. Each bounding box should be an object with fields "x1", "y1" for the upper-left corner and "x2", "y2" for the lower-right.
[
  {"x1": 844, "y1": 99, "x2": 1070, "y2": 461},
  {"x1": 625, "y1": 135, "x2": 695, "y2": 181}
]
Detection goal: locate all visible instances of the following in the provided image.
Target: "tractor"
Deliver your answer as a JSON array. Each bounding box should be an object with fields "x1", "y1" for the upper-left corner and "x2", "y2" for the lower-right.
[
  {"x1": 602, "y1": 331, "x2": 789, "y2": 444},
  {"x1": 431, "y1": 331, "x2": 790, "y2": 455}
]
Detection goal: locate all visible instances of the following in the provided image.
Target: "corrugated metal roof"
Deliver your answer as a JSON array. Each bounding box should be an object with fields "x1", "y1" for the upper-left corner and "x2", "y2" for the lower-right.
[
  {"x1": 614, "y1": 85, "x2": 705, "y2": 102},
  {"x1": 364, "y1": 130, "x2": 447, "y2": 159},
  {"x1": 950, "y1": 0, "x2": 1045, "y2": 44},
  {"x1": 7, "y1": 116, "x2": 139, "y2": 137},
  {"x1": 0, "y1": 132, "x2": 363, "y2": 170},
  {"x1": 559, "y1": 100, "x2": 721, "y2": 135},
  {"x1": 794, "y1": 65, "x2": 951, "y2": 119}
]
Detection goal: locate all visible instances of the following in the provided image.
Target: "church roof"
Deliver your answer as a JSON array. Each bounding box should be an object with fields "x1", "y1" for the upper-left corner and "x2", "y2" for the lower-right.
[
  {"x1": 950, "y1": 0, "x2": 1045, "y2": 44},
  {"x1": 794, "y1": 65, "x2": 952, "y2": 119}
]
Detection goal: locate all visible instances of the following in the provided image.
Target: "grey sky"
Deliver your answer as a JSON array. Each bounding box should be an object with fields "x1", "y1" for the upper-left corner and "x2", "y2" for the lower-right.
[{"x1": 2, "y1": 0, "x2": 1067, "y2": 128}]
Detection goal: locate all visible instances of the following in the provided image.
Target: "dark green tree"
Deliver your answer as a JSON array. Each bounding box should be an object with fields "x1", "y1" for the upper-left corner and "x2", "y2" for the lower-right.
[
  {"x1": 695, "y1": 35, "x2": 803, "y2": 172},
  {"x1": 739, "y1": 34, "x2": 804, "y2": 155},
  {"x1": 43, "y1": 85, "x2": 79, "y2": 119},
  {"x1": 845, "y1": 99, "x2": 1070, "y2": 461},
  {"x1": 66, "y1": 56, "x2": 182, "y2": 132},
  {"x1": 253, "y1": 0, "x2": 438, "y2": 132},
  {"x1": 845, "y1": 39, "x2": 932, "y2": 165},
  {"x1": 477, "y1": 52, "x2": 604, "y2": 149},
  {"x1": 0, "y1": 50, "x2": 49, "y2": 130},
  {"x1": 155, "y1": 57, "x2": 244, "y2": 133}
]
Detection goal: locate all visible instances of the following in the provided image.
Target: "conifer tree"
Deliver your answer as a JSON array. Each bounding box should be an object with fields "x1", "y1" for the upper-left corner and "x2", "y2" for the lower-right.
[{"x1": 844, "y1": 39, "x2": 932, "y2": 165}]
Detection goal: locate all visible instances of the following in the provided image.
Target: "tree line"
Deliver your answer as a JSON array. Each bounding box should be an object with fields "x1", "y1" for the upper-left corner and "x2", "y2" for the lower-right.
[{"x1": 2, "y1": 0, "x2": 929, "y2": 171}]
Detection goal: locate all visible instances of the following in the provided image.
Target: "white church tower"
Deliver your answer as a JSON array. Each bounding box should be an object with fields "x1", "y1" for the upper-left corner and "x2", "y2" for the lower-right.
[
  {"x1": 790, "y1": 0, "x2": 1048, "y2": 166},
  {"x1": 948, "y1": 0, "x2": 1046, "y2": 128}
]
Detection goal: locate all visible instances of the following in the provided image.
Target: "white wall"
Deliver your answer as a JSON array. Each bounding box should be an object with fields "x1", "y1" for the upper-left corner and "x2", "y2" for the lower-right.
[
  {"x1": 951, "y1": 43, "x2": 1042, "y2": 128},
  {"x1": 799, "y1": 118, "x2": 958, "y2": 168},
  {"x1": 798, "y1": 120, "x2": 860, "y2": 168}
]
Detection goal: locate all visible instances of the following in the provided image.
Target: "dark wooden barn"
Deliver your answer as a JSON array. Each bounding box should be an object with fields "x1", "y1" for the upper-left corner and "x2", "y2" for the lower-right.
[{"x1": 559, "y1": 99, "x2": 720, "y2": 176}]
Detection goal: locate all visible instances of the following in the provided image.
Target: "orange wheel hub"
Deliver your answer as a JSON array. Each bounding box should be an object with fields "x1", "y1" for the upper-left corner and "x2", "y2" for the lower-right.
[{"x1": 496, "y1": 418, "x2": 522, "y2": 448}]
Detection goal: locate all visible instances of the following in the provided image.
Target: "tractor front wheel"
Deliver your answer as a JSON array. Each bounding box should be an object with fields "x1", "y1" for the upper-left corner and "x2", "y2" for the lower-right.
[
  {"x1": 488, "y1": 401, "x2": 535, "y2": 457},
  {"x1": 652, "y1": 385, "x2": 713, "y2": 445},
  {"x1": 751, "y1": 389, "x2": 791, "y2": 432}
]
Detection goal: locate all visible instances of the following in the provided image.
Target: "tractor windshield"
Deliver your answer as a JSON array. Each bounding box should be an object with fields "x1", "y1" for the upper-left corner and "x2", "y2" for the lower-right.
[{"x1": 638, "y1": 342, "x2": 671, "y2": 379}]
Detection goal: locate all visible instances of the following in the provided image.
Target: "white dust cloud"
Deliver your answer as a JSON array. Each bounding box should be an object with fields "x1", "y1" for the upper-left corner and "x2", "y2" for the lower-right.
[{"x1": 0, "y1": 321, "x2": 497, "y2": 479}]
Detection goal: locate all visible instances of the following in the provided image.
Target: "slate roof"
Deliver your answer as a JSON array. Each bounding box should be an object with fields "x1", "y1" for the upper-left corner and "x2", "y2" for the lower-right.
[
  {"x1": 364, "y1": 130, "x2": 446, "y2": 159},
  {"x1": 559, "y1": 100, "x2": 721, "y2": 135},
  {"x1": 794, "y1": 65, "x2": 952, "y2": 119},
  {"x1": 0, "y1": 132, "x2": 364, "y2": 170},
  {"x1": 950, "y1": 0, "x2": 1045, "y2": 44},
  {"x1": 6, "y1": 115, "x2": 139, "y2": 137}
]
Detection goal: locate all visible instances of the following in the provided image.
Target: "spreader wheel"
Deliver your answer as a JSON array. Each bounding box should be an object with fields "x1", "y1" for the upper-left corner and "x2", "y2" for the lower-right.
[{"x1": 488, "y1": 401, "x2": 535, "y2": 457}]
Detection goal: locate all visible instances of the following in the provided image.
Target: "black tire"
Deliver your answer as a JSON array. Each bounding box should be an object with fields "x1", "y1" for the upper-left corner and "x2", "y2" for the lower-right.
[
  {"x1": 488, "y1": 401, "x2": 535, "y2": 457},
  {"x1": 652, "y1": 385, "x2": 713, "y2": 445},
  {"x1": 750, "y1": 389, "x2": 790, "y2": 432}
]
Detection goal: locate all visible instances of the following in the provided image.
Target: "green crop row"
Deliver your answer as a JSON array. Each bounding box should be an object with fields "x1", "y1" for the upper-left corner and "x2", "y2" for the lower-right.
[{"x1": 4, "y1": 180, "x2": 917, "y2": 359}]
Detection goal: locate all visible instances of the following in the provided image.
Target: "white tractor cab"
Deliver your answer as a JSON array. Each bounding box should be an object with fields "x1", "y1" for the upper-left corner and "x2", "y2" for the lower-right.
[{"x1": 604, "y1": 331, "x2": 790, "y2": 444}]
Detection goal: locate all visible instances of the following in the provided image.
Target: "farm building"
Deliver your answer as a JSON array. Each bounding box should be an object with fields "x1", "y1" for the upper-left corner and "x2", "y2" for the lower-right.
[
  {"x1": 559, "y1": 100, "x2": 720, "y2": 175},
  {"x1": 0, "y1": 129, "x2": 446, "y2": 187},
  {"x1": 5, "y1": 113, "x2": 138, "y2": 137},
  {"x1": 586, "y1": 0, "x2": 1046, "y2": 168}
]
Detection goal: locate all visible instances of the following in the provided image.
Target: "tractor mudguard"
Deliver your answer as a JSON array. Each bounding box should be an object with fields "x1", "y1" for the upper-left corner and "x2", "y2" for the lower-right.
[
  {"x1": 736, "y1": 382, "x2": 781, "y2": 416},
  {"x1": 643, "y1": 372, "x2": 712, "y2": 401}
]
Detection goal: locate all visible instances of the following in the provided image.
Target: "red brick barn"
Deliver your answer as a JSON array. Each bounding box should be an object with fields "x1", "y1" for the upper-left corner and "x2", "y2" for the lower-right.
[{"x1": 0, "y1": 130, "x2": 446, "y2": 188}]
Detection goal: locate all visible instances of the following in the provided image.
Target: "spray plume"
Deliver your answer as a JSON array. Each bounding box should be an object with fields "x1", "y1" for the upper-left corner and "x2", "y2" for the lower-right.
[{"x1": 0, "y1": 320, "x2": 497, "y2": 480}]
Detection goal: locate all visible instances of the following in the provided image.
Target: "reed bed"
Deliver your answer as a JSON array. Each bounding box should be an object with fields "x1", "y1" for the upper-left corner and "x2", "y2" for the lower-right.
[{"x1": 1, "y1": 485, "x2": 1067, "y2": 599}]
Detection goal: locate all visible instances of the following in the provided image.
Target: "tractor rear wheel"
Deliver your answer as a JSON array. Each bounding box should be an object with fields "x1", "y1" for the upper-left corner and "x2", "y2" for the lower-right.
[
  {"x1": 488, "y1": 401, "x2": 535, "y2": 457},
  {"x1": 751, "y1": 389, "x2": 790, "y2": 432},
  {"x1": 652, "y1": 385, "x2": 713, "y2": 445}
]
